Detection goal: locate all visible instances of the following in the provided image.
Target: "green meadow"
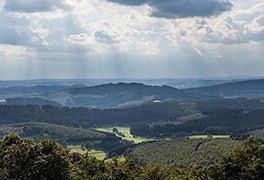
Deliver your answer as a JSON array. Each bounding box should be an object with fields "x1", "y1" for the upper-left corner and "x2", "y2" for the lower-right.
[
  {"x1": 188, "y1": 135, "x2": 230, "y2": 139},
  {"x1": 96, "y1": 127, "x2": 154, "y2": 144},
  {"x1": 68, "y1": 145, "x2": 106, "y2": 160}
]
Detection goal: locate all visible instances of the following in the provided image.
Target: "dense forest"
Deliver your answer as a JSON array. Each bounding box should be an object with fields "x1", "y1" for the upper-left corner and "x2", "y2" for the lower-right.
[
  {"x1": 131, "y1": 108, "x2": 264, "y2": 138},
  {"x1": 0, "y1": 122, "x2": 107, "y2": 141},
  {"x1": 0, "y1": 104, "x2": 189, "y2": 127},
  {"x1": 1, "y1": 98, "x2": 264, "y2": 141},
  {"x1": 185, "y1": 79, "x2": 264, "y2": 97},
  {"x1": 0, "y1": 135, "x2": 263, "y2": 180},
  {"x1": 127, "y1": 138, "x2": 240, "y2": 168},
  {"x1": 1, "y1": 96, "x2": 264, "y2": 127},
  {"x1": 196, "y1": 97, "x2": 264, "y2": 111}
]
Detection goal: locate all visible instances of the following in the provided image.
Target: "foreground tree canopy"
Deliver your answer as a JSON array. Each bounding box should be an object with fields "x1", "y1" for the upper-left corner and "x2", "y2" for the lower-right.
[{"x1": 0, "y1": 135, "x2": 263, "y2": 180}]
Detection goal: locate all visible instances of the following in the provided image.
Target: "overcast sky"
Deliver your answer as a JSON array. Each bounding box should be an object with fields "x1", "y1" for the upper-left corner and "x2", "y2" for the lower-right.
[{"x1": 0, "y1": 0, "x2": 263, "y2": 80}]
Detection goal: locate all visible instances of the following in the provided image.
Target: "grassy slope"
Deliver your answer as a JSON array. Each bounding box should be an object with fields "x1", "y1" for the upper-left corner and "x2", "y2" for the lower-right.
[{"x1": 189, "y1": 135, "x2": 230, "y2": 139}]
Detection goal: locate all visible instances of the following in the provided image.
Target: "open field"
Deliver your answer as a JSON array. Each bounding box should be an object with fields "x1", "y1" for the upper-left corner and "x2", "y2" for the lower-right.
[
  {"x1": 105, "y1": 157, "x2": 127, "y2": 163},
  {"x1": 68, "y1": 145, "x2": 88, "y2": 154},
  {"x1": 0, "y1": 99, "x2": 6, "y2": 103},
  {"x1": 188, "y1": 135, "x2": 230, "y2": 139},
  {"x1": 88, "y1": 149, "x2": 106, "y2": 160},
  {"x1": 68, "y1": 145, "x2": 106, "y2": 160},
  {"x1": 96, "y1": 127, "x2": 153, "y2": 144}
]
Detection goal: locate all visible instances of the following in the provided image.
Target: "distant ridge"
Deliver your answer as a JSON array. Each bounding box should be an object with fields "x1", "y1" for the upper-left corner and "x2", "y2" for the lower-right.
[
  {"x1": 184, "y1": 79, "x2": 264, "y2": 97},
  {"x1": 53, "y1": 82, "x2": 195, "y2": 108},
  {"x1": 1, "y1": 79, "x2": 264, "y2": 108},
  {"x1": 0, "y1": 82, "x2": 197, "y2": 108}
]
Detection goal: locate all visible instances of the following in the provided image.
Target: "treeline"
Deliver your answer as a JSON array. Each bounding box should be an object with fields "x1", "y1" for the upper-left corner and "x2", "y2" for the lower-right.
[
  {"x1": 196, "y1": 97, "x2": 264, "y2": 112},
  {"x1": 0, "y1": 104, "x2": 188, "y2": 127},
  {"x1": 0, "y1": 135, "x2": 263, "y2": 179},
  {"x1": 0, "y1": 122, "x2": 107, "y2": 141},
  {"x1": 1, "y1": 96, "x2": 264, "y2": 128},
  {"x1": 131, "y1": 109, "x2": 264, "y2": 138}
]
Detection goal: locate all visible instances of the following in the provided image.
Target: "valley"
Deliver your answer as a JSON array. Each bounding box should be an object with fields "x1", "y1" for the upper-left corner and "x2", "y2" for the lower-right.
[{"x1": 0, "y1": 78, "x2": 264, "y2": 175}]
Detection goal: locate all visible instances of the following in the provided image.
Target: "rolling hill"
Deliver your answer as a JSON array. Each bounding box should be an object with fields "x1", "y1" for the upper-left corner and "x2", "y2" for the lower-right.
[
  {"x1": 2, "y1": 97, "x2": 60, "y2": 106},
  {"x1": 49, "y1": 82, "x2": 197, "y2": 108},
  {"x1": 0, "y1": 84, "x2": 86, "y2": 103},
  {"x1": 0, "y1": 122, "x2": 110, "y2": 142},
  {"x1": 185, "y1": 79, "x2": 264, "y2": 97},
  {"x1": 1, "y1": 79, "x2": 264, "y2": 108},
  {"x1": 0, "y1": 83, "x2": 198, "y2": 108}
]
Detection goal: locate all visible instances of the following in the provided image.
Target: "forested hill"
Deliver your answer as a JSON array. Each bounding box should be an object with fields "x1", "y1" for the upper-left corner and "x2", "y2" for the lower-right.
[
  {"x1": 127, "y1": 138, "x2": 240, "y2": 168},
  {"x1": 44, "y1": 82, "x2": 197, "y2": 108},
  {"x1": 0, "y1": 122, "x2": 109, "y2": 142},
  {"x1": 0, "y1": 82, "x2": 199, "y2": 108},
  {"x1": 64, "y1": 82, "x2": 182, "y2": 96},
  {"x1": 1, "y1": 95, "x2": 264, "y2": 128},
  {"x1": 3, "y1": 97, "x2": 60, "y2": 106},
  {"x1": 0, "y1": 103, "x2": 190, "y2": 127},
  {"x1": 184, "y1": 79, "x2": 264, "y2": 97},
  {"x1": 131, "y1": 109, "x2": 264, "y2": 138},
  {"x1": 2, "y1": 79, "x2": 264, "y2": 108},
  {"x1": 0, "y1": 84, "x2": 86, "y2": 96}
]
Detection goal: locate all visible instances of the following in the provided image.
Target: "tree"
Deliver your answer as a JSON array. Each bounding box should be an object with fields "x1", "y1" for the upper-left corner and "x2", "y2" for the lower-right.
[
  {"x1": 200, "y1": 138, "x2": 264, "y2": 180},
  {"x1": 0, "y1": 135, "x2": 72, "y2": 180}
]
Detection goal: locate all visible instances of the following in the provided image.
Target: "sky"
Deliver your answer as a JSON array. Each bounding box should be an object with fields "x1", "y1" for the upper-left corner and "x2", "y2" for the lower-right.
[{"x1": 0, "y1": 0, "x2": 263, "y2": 80}]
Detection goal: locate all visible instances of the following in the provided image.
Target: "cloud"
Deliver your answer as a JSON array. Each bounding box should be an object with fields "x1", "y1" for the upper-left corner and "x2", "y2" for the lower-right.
[
  {"x1": 108, "y1": 0, "x2": 233, "y2": 18},
  {"x1": 94, "y1": 31, "x2": 115, "y2": 44},
  {"x1": 108, "y1": 0, "x2": 147, "y2": 6},
  {"x1": 0, "y1": 10, "x2": 45, "y2": 46},
  {"x1": 3, "y1": 0, "x2": 72, "y2": 13},
  {"x1": 245, "y1": 15, "x2": 264, "y2": 42},
  {"x1": 192, "y1": 9, "x2": 264, "y2": 44},
  {"x1": 0, "y1": 26, "x2": 27, "y2": 45}
]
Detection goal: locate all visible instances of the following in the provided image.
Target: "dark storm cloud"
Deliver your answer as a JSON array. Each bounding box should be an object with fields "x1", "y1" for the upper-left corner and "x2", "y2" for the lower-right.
[
  {"x1": 108, "y1": 0, "x2": 233, "y2": 18},
  {"x1": 3, "y1": 0, "x2": 72, "y2": 13}
]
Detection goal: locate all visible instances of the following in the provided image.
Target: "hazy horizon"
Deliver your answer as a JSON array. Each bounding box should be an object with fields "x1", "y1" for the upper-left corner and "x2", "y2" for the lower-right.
[{"x1": 1, "y1": 74, "x2": 264, "y2": 81}]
